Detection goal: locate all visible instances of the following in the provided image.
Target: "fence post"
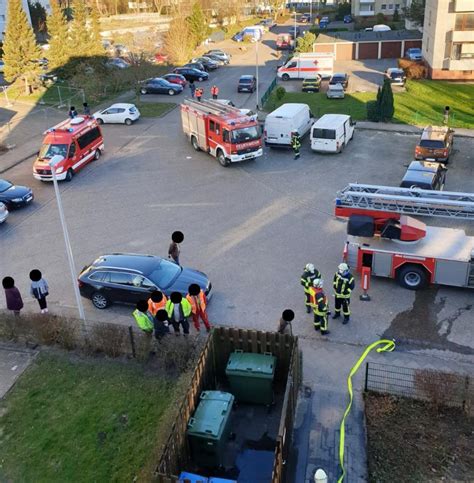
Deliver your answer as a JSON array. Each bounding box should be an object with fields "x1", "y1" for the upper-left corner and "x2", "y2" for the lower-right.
[
  {"x1": 128, "y1": 326, "x2": 136, "y2": 358},
  {"x1": 57, "y1": 86, "x2": 65, "y2": 108},
  {"x1": 462, "y1": 375, "x2": 469, "y2": 414},
  {"x1": 364, "y1": 362, "x2": 369, "y2": 392}
]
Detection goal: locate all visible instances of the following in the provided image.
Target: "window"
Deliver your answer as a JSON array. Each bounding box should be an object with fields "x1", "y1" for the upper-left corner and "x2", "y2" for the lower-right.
[
  {"x1": 215, "y1": 123, "x2": 220, "y2": 134},
  {"x1": 117, "y1": 108, "x2": 125, "y2": 113},
  {"x1": 452, "y1": 42, "x2": 474, "y2": 59},
  {"x1": 39, "y1": 143, "x2": 68, "y2": 158},
  {"x1": 88, "y1": 271, "x2": 104, "y2": 282},
  {"x1": 388, "y1": 3, "x2": 394, "y2": 9},
  {"x1": 395, "y1": 3, "x2": 400, "y2": 8},
  {"x1": 455, "y1": 13, "x2": 474, "y2": 30},
  {"x1": 68, "y1": 142, "x2": 76, "y2": 159},
  {"x1": 223, "y1": 129, "x2": 230, "y2": 143},
  {"x1": 287, "y1": 61, "x2": 297, "y2": 68},
  {"x1": 77, "y1": 127, "x2": 101, "y2": 149},
  {"x1": 312, "y1": 128, "x2": 336, "y2": 140},
  {"x1": 210, "y1": 120, "x2": 215, "y2": 131},
  {"x1": 106, "y1": 272, "x2": 135, "y2": 286},
  {"x1": 381, "y1": 4, "x2": 387, "y2": 10}
]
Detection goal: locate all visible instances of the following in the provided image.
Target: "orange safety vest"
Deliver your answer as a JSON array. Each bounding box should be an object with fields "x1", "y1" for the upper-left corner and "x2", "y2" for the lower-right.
[
  {"x1": 211, "y1": 86, "x2": 218, "y2": 95},
  {"x1": 186, "y1": 291, "x2": 207, "y2": 313},
  {"x1": 309, "y1": 287, "x2": 326, "y2": 307},
  {"x1": 148, "y1": 295, "x2": 168, "y2": 316},
  {"x1": 196, "y1": 88, "x2": 203, "y2": 97}
]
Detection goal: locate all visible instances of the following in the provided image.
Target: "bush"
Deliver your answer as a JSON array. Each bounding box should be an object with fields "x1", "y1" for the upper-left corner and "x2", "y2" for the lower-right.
[
  {"x1": 393, "y1": 8, "x2": 400, "y2": 22},
  {"x1": 398, "y1": 58, "x2": 427, "y2": 79},
  {"x1": 335, "y1": 2, "x2": 351, "y2": 21},
  {"x1": 366, "y1": 100, "x2": 380, "y2": 122},
  {"x1": 275, "y1": 86, "x2": 286, "y2": 101},
  {"x1": 376, "y1": 12, "x2": 385, "y2": 23}
]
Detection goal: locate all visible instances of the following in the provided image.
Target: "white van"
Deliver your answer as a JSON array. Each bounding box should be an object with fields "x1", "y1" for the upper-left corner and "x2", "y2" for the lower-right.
[
  {"x1": 277, "y1": 53, "x2": 334, "y2": 80},
  {"x1": 310, "y1": 114, "x2": 355, "y2": 153},
  {"x1": 373, "y1": 24, "x2": 391, "y2": 32},
  {"x1": 264, "y1": 103, "x2": 313, "y2": 147}
]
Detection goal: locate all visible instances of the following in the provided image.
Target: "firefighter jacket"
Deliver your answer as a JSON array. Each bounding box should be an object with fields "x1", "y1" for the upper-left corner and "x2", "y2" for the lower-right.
[
  {"x1": 133, "y1": 309, "x2": 154, "y2": 333},
  {"x1": 300, "y1": 268, "x2": 321, "y2": 294},
  {"x1": 291, "y1": 135, "x2": 301, "y2": 149},
  {"x1": 211, "y1": 85, "x2": 219, "y2": 96},
  {"x1": 333, "y1": 272, "x2": 355, "y2": 298},
  {"x1": 309, "y1": 287, "x2": 328, "y2": 315},
  {"x1": 148, "y1": 295, "x2": 168, "y2": 316},
  {"x1": 186, "y1": 291, "x2": 207, "y2": 313},
  {"x1": 165, "y1": 299, "x2": 192, "y2": 320}
]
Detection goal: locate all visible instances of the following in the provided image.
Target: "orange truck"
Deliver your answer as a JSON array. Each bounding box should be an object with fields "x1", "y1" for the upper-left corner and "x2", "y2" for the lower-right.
[{"x1": 181, "y1": 99, "x2": 262, "y2": 167}]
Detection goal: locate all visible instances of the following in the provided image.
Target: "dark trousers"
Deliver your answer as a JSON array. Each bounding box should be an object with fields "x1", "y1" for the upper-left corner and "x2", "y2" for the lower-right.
[
  {"x1": 171, "y1": 255, "x2": 180, "y2": 265},
  {"x1": 197, "y1": 96, "x2": 202, "y2": 102},
  {"x1": 171, "y1": 319, "x2": 190, "y2": 335},
  {"x1": 212, "y1": 94, "x2": 218, "y2": 100},
  {"x1": 293, "y1": 147, "x2": 300, "y2": 159},
  {"x1": 37, "y1": 297, "x2": 47, "y2": 310},
  {"x1": 334, "y1": 296, "x2": 350, "y2": 317}
]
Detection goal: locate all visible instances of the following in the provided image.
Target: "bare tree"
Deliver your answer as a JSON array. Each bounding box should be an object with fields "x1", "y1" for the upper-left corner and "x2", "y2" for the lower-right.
[{"x1": 164, "y1": 17, "x2": 194, "y2": 64}]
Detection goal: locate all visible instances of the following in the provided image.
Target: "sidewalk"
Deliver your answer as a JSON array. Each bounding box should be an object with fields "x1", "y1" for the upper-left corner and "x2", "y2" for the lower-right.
[
  {"x1": 355, "y1": 121, "x2": 474, "y2": 138},
  {"x1": 293, "y1": 337, "x2": 474, "y2": 482}
]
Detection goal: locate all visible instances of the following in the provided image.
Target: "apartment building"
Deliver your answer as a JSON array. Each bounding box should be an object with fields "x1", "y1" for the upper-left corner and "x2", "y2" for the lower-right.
[
  {"x1": 0, "y1": 0, "x2": 50, "y2": 40},
  {"x1": 351, "y1": 0, "x2": 407, "y2": 18},
  {"x1": 423, "y1": 0, "x2": 474, "y2": 80}
]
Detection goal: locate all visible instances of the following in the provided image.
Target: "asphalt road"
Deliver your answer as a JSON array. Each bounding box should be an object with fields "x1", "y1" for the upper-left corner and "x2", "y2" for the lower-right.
[{"x1": 1, "y1": 27, "x2": 474, "y2": 363}]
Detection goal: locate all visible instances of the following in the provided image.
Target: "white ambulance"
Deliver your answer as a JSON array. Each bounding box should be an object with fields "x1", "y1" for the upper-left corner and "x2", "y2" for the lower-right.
[{"x1": 277, "y1": 53, "x2": 334, "y2": 80}]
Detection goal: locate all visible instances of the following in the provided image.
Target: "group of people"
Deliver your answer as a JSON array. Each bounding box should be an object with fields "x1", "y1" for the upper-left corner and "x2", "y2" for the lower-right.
[
  {"x1": 189, "y1": 83, "x2": 219, "y2": 102},
  {"x1": 300, "y1": 262, "x2": 355, "y2": 335},
  {"x1": 132, "y1": 284, "x2": 211, "y2": 340},
  {"x1": 68, "y1": 103, "x2": 91, "y2": 119},
  {"x1": 2, "y1": 270, "x2": 50, "y2": 316}
]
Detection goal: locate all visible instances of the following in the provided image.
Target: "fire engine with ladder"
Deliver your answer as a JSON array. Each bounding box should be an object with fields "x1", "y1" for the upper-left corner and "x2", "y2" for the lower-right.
[
  {"x1": 180, "y1": 99, "x2": 263, "y2": 167},
  {"x1": 335, "y1": 183, "x2": 474, "y2": 290}
]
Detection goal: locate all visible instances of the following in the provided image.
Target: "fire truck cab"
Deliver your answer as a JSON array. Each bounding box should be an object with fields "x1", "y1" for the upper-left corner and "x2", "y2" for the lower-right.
[
  {"x1": 181, "y1": 99, "x2": 263, "y2": 167},
  {"x1": 33, "y1": 117, "x2": 104, "y2": 182}
]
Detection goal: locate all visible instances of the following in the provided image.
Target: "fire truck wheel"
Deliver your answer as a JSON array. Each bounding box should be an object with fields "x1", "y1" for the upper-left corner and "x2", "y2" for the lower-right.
[
  {"x1": 65, "y1": 168, "x2": 74, "y2": 182},
  {"x1": 281, "y1": 74, "x2": 290, "y2": 81},
  {"x1": 217, "y1": 150, "x2": 229, "y2": 167},
  {"x1": 191, "y1": 136, "x2": 200, "y2": 151},
  {"x1": 94, "y1": 149, "x2": 101, "y2": 160},
  {"x1": 397, "y1": 264, "x2": 427, "y2": 290}
]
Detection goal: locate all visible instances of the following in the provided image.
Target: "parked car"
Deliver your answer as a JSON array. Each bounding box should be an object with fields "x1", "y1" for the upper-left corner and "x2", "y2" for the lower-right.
[
  {"x1": 0, "y1": 202, "x2": 8, "y2": 224},
  {"x1": 215, "y1": 99, "x2": 258, "y2": 121},
  {"x1": 300, "y1": 13, "x2": 311, "y2": 23},
  {"x1": 202, "y1": 53, "x2": 226, "y2": 66},
  {"x1": 326, "y1": 83, "x2": 345, "y2": 99},
  {"x1": 373, "y1": 24, "x2": 391, "y2": 32},
  {"x1": 173, "y1": 67, "x2": 209, "y2": 82},
  {"x1": 329, "y1": 73, "x2": 349, "y2": 90},
  {"x1": 343, "y1": 14, "x2": 353, "y2": 23},
  {"x1": 106, "y1": 57, "x2": 130, "y2": 69},
  {"x1": 405, "y1": 48, "x2": 422, "y2": 61},
  {"x1": 78, "y1": 253, "x2": 212, "y2": 309},
  {"x1": 385, "y1": 67, "x2": 406, "y2": 86},
  {"x1": 0, "y1": 60, "x2": 4, "y2": 73},
  {"x1": 302, "y1": 75, "x2": 322, "y2": 92},
  {"x1": 0, "y1": 179, "x2": 34, "y2": 209},
  {"x1": 162, "y1": 73, "x2": 187, "y2": 86},
  {"x1": 237, "y1": 75, "x2": 257, "y2": 93},
  {"x1": 260, "y1": 18, "x2": 276, "y2": 30},
  {"x1": 319, "y1": 17, "x2": 329, "y2": 28},
  {"x1": 140, "y1": 78, "x2": 183, "y2": 95},
  {"x1": 190, "y1": 57, "x2": 219, "y2": 71},
  {"x1": 93, "y1": 103, "x2": 140, "y2": 126},
  {"x1": 154, "y1": 52, "x2": 169, "y2": 64},
  {"x1": 400, "y1": 161, "x2": 447, "y2": 191},
  {"x1": 414, "y1": 126, "x2": 454, "y2": 163},
  {"x1": 205, "y1": 50, "x2": 231, "y2": 64},
  {"x1": 183, "y1": 62, "x2": 206, "y2": 73}
]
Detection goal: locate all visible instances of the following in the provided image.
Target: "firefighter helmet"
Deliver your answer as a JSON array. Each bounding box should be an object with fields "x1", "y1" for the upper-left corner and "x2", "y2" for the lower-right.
[
  {"x1": 338, "y1": 263, "x2": 349, "y2": 274},
  {"x1": 313, "y1": 278, "x2": 323, "y2": 288},
  {"x1": 305, "y1": 263, "x2": 315, "y2": 273}
]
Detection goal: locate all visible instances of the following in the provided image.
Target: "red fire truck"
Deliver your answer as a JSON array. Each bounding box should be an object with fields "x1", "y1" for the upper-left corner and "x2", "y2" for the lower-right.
[
  {"x1": 180, "y1": 99, "x2": 263, "y2": 167},
  {"x1": 335, "y1": 184, "x2": 474, "y2": 290}
]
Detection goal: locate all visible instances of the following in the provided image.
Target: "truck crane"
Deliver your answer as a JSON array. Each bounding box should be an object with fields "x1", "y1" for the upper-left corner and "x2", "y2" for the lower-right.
[{"x1": 334, "y1": 184, "x2": 474, "y2": 290}]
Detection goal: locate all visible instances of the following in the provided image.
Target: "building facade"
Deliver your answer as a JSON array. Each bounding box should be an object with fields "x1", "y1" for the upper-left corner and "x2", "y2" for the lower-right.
[
  {"x1": 422, "y1": 0, "x2": 474, "y2": 80},
  {"x1": 0, "y1": 0, "x2": 51, "y2": 41},
  {"x1": 352, "y1": 0, "x2": 407, "y2": 18}
]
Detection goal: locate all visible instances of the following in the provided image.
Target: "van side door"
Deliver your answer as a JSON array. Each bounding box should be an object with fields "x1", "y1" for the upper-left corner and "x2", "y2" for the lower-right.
[{"x1": 207, "y1": 120, "x2": 223, "y2": 154}]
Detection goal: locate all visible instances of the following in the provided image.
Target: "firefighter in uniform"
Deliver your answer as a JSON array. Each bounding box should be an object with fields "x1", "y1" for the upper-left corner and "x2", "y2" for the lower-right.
[
  {"x1": 310, "y1": 279, "x2": 329, "y2": 335},
  {"x1": 211, "y1": 85, "x2": 219, "y2": 99},
  {"x1": 301, "y1": 263, "x2": 321, "y2": 313},
  {"x1": 291, "y1": 132, "x2": 301, "y2": 159},
  {"x1": 195, "y1": 88, "x2": 203, "y2": 102},
  {"x1": 333, "y1": 263, "x2": 355, "y2": 324}
]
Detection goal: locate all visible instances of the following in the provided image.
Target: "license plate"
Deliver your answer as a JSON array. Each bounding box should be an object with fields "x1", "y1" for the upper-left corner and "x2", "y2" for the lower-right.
[
  {"x1": 26, "y1": 196, "x2": 32, "y2": 202},
  {"x1": 426, "y1": 158, "x2": 435, "y2": 161}
]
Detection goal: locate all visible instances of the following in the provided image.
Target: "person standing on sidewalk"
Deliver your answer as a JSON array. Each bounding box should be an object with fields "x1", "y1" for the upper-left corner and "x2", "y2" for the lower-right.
[
  {"x1": 211, "y1": 85, "x2": 219, "y2": 100},
  {"x1": 29, "y1": 269, "x2": 49, "y2": 314},
  {"x1": 83, "y1": 102, "x2": 91, "y2": 116},
  {"x1": 189, "y1": 80, "x2": 196, "y2": 98},
  {"x1": 195, "y1": 87, "x2": 203, "y2": 102},
  {"x1": 168, "y1": 231, "x2": 183, "y2": 265},
  {"x1": 333, "y1": 263, "x2": 355, "y2": 324},
  {"x1": 2, "y1": 277, "x2": 24, "y2": 316},
  {"x1": 186, "y1": 283, "x2": 211, "y2": 333}
]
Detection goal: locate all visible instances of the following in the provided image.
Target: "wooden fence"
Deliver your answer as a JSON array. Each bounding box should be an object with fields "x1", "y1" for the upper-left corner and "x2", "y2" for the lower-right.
[{"x1": 154, "y1": 327, "x2": 301, "y2": 482}]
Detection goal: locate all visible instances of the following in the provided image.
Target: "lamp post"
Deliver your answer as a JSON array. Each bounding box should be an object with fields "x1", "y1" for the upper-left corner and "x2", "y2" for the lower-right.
[
  {"x1": 48, "y1": 155, "x2": 86, "y2": 321},
  {"x1": 256, "y1": 38, "x2": 259, "y2": 110},
  {"x1": 294, "y1": 8, "x2": 297, "y2": 39}
]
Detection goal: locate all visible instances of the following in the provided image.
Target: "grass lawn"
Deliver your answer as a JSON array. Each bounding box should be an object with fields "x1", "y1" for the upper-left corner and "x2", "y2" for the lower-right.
[
  {"x1": 134, "y1": 101, "x2": 177, "y2": 117},
  {"x1": 265, "y1": 80, "x2": 474, "y2": 128},
  {"x1": 0, "y1": 353, "x2": 175, "y2": 482}
]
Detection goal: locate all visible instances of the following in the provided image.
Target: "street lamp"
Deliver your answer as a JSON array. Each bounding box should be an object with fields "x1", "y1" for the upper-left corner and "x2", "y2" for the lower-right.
[
  {"x1": 48, "y1": 155, "x2": 86, "y2": 321},
  {"x1": 255, "y1": 38, "x2": 259, "y2": 110}
]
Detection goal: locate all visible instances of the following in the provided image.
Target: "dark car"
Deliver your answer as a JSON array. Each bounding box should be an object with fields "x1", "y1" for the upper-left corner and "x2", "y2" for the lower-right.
[
  {"x1": 140, "y1": 78, "x2": 183, "y2": 96},
  {"x1": 0, "y1": 179, "x2": 34, "y2": 209},
  {"x1": 173, "y1": 67, "x2": 209, "y2": 82},
  {"x1": 190, "y1": 57, "x2": 219, "y2": 71},
  {"x1": 238, "y1": 75, "x2": 257, "y2": 93},
  {"x1": 384, "y1": 67, "x2": 406, "y2": 86},
  {"x1": 343, "y1": 14, "x2": 353, "y2": 23},
  {"x1": 78, "y1": 253, "x2": 212, "y2": 309},
  {"x1": 205, "y1": 50, "x2": 231, "y2": 64},
  {"x1": 183, "y1": 62, "x2": 206, "y2": 72},
  {"x1": 203, "y1": 54, "x2": 226, "y2": 66},
  {"x1": 300, "y1": 13, "x2": 311, "y2": 23},
  {"x1": 414, "y1": 126, "x2": 454, "y2": 163},
  {"x1": 400, "y1": 161, "x2": 447, "y2": 191},
  {"x1": 329, "y1": 73, "x2": 349, "y2": 90},
  {"x1": 162, "y1": 73, "x2": 187, "y2": 86}
]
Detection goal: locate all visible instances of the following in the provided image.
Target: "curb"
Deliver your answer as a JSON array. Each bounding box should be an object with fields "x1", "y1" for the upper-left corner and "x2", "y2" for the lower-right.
[
  {"x1": 0, "y1": 151, "x2": 36, "y2": 174},
  {"x1": 355, "y1": 124, "x2": 474, "y2": 139}
]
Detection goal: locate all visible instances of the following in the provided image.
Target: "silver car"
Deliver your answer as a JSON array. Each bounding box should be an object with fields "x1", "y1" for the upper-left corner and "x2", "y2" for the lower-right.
[
  {"x1": 326, "y1": 83, "x2": 345, "y2": 99},
  {"x1": 0, "y1": 202, "x2": 9, "y2": 224}
]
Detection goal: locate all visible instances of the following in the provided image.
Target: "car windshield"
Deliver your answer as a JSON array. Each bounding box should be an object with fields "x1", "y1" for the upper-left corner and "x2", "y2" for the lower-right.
[
  {"x1": 148, "y1": 260, "x2": 181, "y2": 288},
  {"x1": 39, "y1": 143, "x2": 68, "y2": 159},
  {"x1": 0, "y1": 179, "x2": 13, "y2": 192},
  {"x1": 332, "y1": 76, "x2": 345, "y2": 82},
  {"x1": 390, "y1": 71, "x2": 403, "y2": 79},
  {"x1": 231, "y1": 126, "x2": 260, "y2": 144},
  {"x1": 419, "y1": 140, "x2": 445, "y2": 149}
]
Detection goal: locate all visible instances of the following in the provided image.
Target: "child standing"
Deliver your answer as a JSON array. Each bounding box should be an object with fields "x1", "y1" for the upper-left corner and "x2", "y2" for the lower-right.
[
  {"x1": 2, "y1": 276, "x2": 24, "y2": 316},
  {"x1": 29, "y1": 269, "x2": 49, "y2": 314}
]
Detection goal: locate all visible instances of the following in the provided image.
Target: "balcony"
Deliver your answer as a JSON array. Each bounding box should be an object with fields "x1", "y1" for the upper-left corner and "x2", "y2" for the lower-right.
[
  {"x1": 359, "y1": 10, "x2": 375, "y2": 16},
  {"x1": 452, "y1": 30, "x2": 474, "y2": 42},
  {"x1": 447, "y1": 58, "x2": 474, "y2": 70},
  {"x1": 455, "y1": 0, "x2": 474, "y2": 13}
]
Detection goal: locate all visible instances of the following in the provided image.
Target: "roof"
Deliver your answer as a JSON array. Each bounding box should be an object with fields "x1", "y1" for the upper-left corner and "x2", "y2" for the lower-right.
[
  {"x1": 268, "y1": 103, "x2": 309, "y2": 117},
  {"x1": 315, "y1": 29, "x2": 423, "y2": 44},
  {"x1": 313, "y1": 114, "x2": 351, "y2": 127},
  {"x1": 407, "y1": 161, "x2": 441, "y2": 173},
  {"x1": 45, "y1": 116, "x2": 97, "y2": 136},
  {"x1": 109, "y1": 103, "x2": 135, "y2": 109},
  {"x1": 401, "y1": 170, "x2": 436, "y2": 186},
  {"x1": 91, "y1": 253, "x2": 161, "y2": 274}
]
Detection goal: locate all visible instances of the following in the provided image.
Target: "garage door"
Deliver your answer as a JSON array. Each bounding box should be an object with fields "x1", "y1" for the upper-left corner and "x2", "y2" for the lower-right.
[
  {"x1": 381, "y1": 41, "x2": 402, "y2": 58},
  {"x1": 336, "y1": 43, "x2": 355, "y2": 60},
  {"x1": 358, "y1": 42, "x2": 379, "y2": 59},
  {"x1": 404, "y1": 40, "x2": 422, "y2": 50}
]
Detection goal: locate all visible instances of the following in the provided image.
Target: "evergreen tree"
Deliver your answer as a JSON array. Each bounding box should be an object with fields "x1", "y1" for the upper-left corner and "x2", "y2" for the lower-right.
[
  {"x1": 70, "y1": 1, "x2": 90, "y2": 58},
  {"x1": 88, "y1": 6, "x2": 105, "y2": 56},
  {"x1": 379, "y1": 79, "x2": 394, "y2": 121},
  {"x1": 186, "y1": 2, "x2": 208, "y2": 47},
  {"x1": 3, "y1": 0, "x2": 42, "y2": 94},
  {"x1": 46, "y1": 0, "x2": 71, "y2": 70}
]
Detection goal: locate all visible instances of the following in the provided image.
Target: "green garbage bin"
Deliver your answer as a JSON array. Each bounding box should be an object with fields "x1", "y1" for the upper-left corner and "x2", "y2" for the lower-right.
[
  {"x1": 225, "y1": 350, "x2": 276, "y2": 405},
  {"x1": 187, "y1": 391, "x2": 234, "y2": 467}
]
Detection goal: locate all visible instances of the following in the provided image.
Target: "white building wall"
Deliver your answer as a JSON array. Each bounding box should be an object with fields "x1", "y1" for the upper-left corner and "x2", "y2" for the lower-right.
[{"x1": 0, "y1": 0, "x2": 51, "y2": 41}]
